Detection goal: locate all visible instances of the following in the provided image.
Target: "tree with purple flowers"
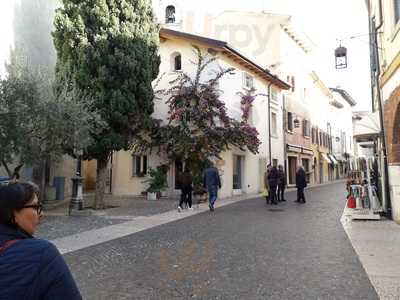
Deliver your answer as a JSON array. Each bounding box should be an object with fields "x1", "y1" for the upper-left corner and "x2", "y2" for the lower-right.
[{"x1": 134, "y1": 46, "x2": 261, "y2": 190}]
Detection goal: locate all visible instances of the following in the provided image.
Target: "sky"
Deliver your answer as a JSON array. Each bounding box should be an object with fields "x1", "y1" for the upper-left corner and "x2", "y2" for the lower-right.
[
  {"x1": 0, "y1": 0, "x2": 371, "y2": 110},
  {"x1": 161, "y1": 0, "x2": 372, "y2": 111},
  {"x1": 0, "y1": 1, "x2": 15, "y2": 76}
]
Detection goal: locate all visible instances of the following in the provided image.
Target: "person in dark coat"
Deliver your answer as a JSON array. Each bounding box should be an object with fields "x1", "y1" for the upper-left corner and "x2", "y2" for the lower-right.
[
  {"x1": 203, "y1": 162, "x2": 222, "y2": 211},
  {"x1": 0, "y1": 182, "x2": 82, "y2": 300},
  {"x1": 277, "y1": 165, "x2": 287, "y2": 202},
  {"x1": 263, "y1": 165, "x2": 271, "y2": 204},
  {"x1": 178, "y1": 167, "x2": 193, "y2": 212},
  {"x1": 295, "y1": 166, "x2": 307, "y2": 203},
  {"x1": 268, "y1": 165, "x2": 279, "y2": 205}
]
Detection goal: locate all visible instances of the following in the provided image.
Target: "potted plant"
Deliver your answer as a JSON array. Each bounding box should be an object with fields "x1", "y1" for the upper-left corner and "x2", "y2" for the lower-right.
[{"x1": 143, "y1": 165, "x2": 169, "y2": 200}]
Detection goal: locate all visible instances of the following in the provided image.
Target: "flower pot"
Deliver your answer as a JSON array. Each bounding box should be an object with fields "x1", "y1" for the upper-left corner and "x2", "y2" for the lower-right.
[
  {"x1": 194, "y1": 193, "x2": 207, "y2": 204},
  {"x1": 147, "y1": 192, "x2": 158, "y2": 201}
]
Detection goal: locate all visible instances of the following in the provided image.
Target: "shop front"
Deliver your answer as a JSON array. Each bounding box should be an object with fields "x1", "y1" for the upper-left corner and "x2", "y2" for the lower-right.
[{"x1": 286, "y1": 144, "x2": 313, "y2": 185}]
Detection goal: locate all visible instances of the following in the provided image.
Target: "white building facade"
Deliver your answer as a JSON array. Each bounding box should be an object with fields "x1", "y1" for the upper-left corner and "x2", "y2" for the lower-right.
[{"x1": 110, "y1": 28, "x2": 289, "y2": 198}]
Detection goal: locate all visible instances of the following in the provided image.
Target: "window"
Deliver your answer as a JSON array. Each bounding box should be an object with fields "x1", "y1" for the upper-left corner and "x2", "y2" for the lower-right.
[
  {"x1": 312, "y1": 127, "x2": 315, "y2": 144},
  {"x1": 171, "y1": 52, "x2": 182, "y2": 71},
  {"x1": 271, "y1": 112, "x2": 278, "y2": 137},
  {"x1": 302, "y1": 120, "x2": 310, "y2": 137},
  {"x1": 287, "y1": 112, "x2": 293, "y2": 132},
  {"x1": 132, "y1": 155, "x2": 147, "y2": 177},
  {"x1": 243, "y1": 73, "x2": 254, "y2": 89},
  {"x1": 271, "y1": 88, "x2": 278, "y2": 102},
  {"x1": 165, "y1": 5, "x2": 176, "y2": 23}
]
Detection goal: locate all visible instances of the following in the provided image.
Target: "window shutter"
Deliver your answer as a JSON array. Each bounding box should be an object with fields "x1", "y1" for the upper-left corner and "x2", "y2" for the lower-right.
[
  {"x1": 287, "y1": 112, "x2": 293, "y2": 131},
  {"x1": 142, "y1": 156, "x2": 148, "y2": 174}
]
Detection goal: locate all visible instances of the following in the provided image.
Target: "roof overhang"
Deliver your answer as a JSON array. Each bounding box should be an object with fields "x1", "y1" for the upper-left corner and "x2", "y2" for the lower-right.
[
  {"x1": 320, "y1": 153, "x2": 331, "y2": 163},
  {"x1": 328, "y1": 154, "x2": 339, "y2": 165},
  {"x1": 353, "y1": 111, "x2": 381, "y2": 141},
  {"x1": 159, "y1": 28, "x2": 291, "y2": 90},
  {"x1": 330, "y1": 88, "x2": 357, "y2": 107}
]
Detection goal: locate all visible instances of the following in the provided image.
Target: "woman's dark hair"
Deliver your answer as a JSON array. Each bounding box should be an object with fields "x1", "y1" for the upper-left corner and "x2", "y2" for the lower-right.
[{"x1": 0, "y1": 181, "x2": 39, "y2": 226}]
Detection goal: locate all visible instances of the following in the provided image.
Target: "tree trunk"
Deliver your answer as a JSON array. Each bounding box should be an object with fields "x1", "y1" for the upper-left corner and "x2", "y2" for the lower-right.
[
  {"x1": 1, "y1": 160, "x2": 12, "y2": 177},
  {"x1": 94, "y1": 156, "x2": 108, "y2": 210},
  {"x1": 40, "y1": 163, "x2": 46, "y2": 203},
  {"x1": 32, "y1": 162, "x2": 46, "y2": 202}
]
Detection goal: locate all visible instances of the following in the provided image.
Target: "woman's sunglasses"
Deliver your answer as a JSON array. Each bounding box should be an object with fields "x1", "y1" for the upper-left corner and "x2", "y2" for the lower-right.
[{"x1": 22, "y1": 204, "x2": 43, "y2": 215}]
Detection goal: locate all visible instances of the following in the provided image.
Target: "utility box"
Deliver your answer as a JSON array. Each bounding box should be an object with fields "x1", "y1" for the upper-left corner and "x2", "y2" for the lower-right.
[{"x1": 53, "y1": 176, "x2": 65, "y2": 201}]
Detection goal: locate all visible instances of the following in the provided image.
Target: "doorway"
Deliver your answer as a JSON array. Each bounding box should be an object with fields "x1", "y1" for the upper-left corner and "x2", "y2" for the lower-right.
[
  {"x1": 288, "y1": 156, "x2": 297, "y2": 185},
  {"x1": 233, "y1": 155, "x2": 244, "y2": 191},
  {"x1": 302, "y1": 158, "x2": 310, "y2": 183}
]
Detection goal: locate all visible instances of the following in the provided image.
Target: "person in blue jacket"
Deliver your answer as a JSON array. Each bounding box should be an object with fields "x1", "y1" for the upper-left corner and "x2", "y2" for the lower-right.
[
  {"x1": 0, "y1": 181, "x2": 82, "y2": 300},
  {"x1": 202, "y1": 162, "x2": 222, "y2": 212}
]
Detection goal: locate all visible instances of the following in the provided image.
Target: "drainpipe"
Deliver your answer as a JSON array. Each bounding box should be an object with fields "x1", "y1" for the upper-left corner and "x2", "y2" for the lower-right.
[
  {"x1": 268, "y1": 82, "x2": 273, "y2": 165},
  {"x1": 370, "y1": 0, "x2": 391, "y2": 216},
  {"x1": 367, "y1": 0, "x2": 376, "y2": 112},
  {"x1": 282, "y1": 94, "x2": 288, "y2": 177}
]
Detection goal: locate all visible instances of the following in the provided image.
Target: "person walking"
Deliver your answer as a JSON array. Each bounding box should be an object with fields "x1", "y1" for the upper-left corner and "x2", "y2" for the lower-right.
[
  {"x1": 263, "y1": 165, "x2": 271, "y2": 204},
  {"x1": 295, "y1": 166, "x2": 307, "y2": 203},
  {"x1": 178, "y1": 167, "x2": 193, "y2": 212},
  {"x1": 277, "y1": 165, "x2": 287, "y2": 202},
  {"x1": 0, "y1": 182, "x2": 82, "y2": 299},
  {"x1": 268, "y1": 165, "x2": 279, "y2": 205},
  {"x1": 203, "y1": 162, "x2": 222, "y2": 212}
]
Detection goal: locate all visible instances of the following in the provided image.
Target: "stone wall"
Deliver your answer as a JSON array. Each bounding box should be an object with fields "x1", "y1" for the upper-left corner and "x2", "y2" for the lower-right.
[{"x1": 384, "y1": 85, "x2": 400, "y2": 165}]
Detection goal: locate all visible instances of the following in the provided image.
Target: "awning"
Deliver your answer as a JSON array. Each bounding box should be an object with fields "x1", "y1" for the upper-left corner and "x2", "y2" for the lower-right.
[
  {"x1": 320, "y1": 153, "x2": 331, "y2": 163},
  {"x1": 287, "y1": 144, "x2": 302, "y2": 153},
  {"x1": 302, "y1": 147, "x2": 314, "y2": 156},
  {"x1": 328, "y1": 154, "x2": 339, "y2": 165},
  {"x1": 287, "y1": 144, "x2": 313, "y2": 155},
  {"x1": 333, "y1": 153, "x2": 345, "y2": 161},
  {"x1": 353, "y1": 111, "x2": 380, "y2": 141}
]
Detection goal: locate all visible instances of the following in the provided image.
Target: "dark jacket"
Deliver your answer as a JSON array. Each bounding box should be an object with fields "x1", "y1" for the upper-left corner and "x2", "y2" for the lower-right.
[
  {"x1": 267, "y1": 166, "x2": 279, "y2": 187},
  {"x1": 296, "y1": 168, "x2": 307, "y2": 189},
  {"x1": 203, "y1": 167, "x2": 221, "y2": 190},
  {"x1": 278, "y1": 169, "x2": 287, "y2": 187},
  {"x1": 179, "y1": 171, "x2": 193, "y2": 190},
  {"x1": 0, "y1": 225, "x2": 82, "y2": 300}
]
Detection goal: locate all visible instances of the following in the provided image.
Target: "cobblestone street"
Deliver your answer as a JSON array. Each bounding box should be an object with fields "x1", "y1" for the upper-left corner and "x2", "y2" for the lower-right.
[
  {"x1": 51, "y1": 182, "x2": 379, "y2": 299},
  {"x1": 36, "y1": 196, "x2": 179, "y2": 240}
]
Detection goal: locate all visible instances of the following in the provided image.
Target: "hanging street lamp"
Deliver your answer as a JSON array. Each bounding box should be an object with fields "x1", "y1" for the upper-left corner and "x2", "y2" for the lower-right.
[
  {"x1": 335, "y1": 45, "x2": 347, "y2": 69},
  {"x1": 293, "y1": 116, "x2": 300, "y2": 128}
]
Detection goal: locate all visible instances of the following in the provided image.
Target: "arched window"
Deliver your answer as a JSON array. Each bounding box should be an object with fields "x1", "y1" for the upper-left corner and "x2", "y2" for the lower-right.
[
  {"x1": 166, "y1": 5, "x2": 176, "y2": 23},
  {"x1": 171, "y1": 52, "x2": 181, "y2": 71}
]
